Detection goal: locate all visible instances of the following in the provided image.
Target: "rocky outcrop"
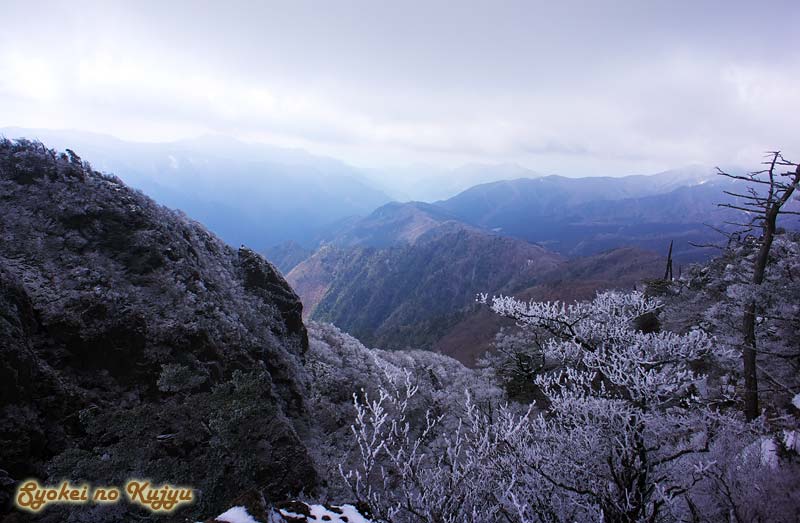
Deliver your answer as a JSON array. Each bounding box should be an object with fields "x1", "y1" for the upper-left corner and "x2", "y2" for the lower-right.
[
  {"x1": 238, "y1": 246, "x2": 307, "y2": 348},
  {"x1": 0, "y1": 139, "x2": 316, "y2": 522}
]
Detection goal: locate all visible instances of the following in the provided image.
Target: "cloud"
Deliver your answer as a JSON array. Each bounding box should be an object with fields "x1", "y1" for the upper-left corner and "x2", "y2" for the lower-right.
[{"x1": 1, "y1": 0, "x2": 798, "y2": 173}]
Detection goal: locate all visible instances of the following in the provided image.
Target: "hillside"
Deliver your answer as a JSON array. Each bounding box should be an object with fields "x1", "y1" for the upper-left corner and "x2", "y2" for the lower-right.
[
  {"x1": 264, "y1": 240, "x2": 314, "y2": 273},
  {"x1": 294, "y1": 243, "x2": 664, "y2": 367},
  {"x1": 323, "y1": 200, "x2": 478, "y2": 248},
  {"x1": 288, "y1": 220, "x2": 564, "y2": 350},
  {"x1": 286, "y1": 201, "x2": 492, "y2": 321},
  {"x1": 0, "y1": 139, "x2": 317, "y2": 521},
  {"x1": 433, "y1": 247, "x2": 665, "y2": 364},
  {"x1": 289, "y1": 200, "x2": 670, "y2": 359}
]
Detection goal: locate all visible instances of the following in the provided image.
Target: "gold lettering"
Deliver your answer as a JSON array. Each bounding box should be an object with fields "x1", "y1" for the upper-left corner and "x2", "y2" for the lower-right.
[
  {"x1": 124, "y1": 480, "x2": 193, "y2": 512},
  {"x1": 13, "y1": 479, "x2": 193, "y2": 513},
  {"x1": 93, "y1": 487, "x2": 120, "y2": 503},
  {"x1": 14, "y1": 480, "x2": 90, "y2": 512},
  {"x1": 15, "y1": 480, "x2": 42, "y2": 512}
]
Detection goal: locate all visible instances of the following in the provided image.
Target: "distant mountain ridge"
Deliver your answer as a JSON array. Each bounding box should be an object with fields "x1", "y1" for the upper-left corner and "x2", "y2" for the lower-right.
[
  {"x1": 435, "y1": 167, "x2": 749, "y2": 261},
  {"x1": 285, "y1": 164, "x2": 759, "y2": 359},
  {"x1": 437, "y1": 166, "x2": 720, "y2": 217},
  {"x1": 0, "y1": 128, "x2": 392, "y2": 251},
  {"x1": 321, "y1": 200, "x2": 478, "y2": 248}
]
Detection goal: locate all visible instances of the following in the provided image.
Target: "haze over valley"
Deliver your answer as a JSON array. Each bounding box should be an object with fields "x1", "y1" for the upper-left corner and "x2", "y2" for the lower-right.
[{"x1": 0, "y1": 127, "x2": 761, "y2": 261}]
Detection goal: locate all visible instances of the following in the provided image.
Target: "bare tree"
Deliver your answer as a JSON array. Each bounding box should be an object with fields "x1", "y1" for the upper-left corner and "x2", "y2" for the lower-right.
[
  {"x1": 716, "y1": 152, "x2": 800, "y2": 420},
  {"x1": 663, "y1": 240, "x2": 674, "y2": 281}
]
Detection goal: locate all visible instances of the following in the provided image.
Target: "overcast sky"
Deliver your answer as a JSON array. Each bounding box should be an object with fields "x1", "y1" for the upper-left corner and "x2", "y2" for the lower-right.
[{"x1": 1, "y1": 0, "x2": 798, "y2": 175}]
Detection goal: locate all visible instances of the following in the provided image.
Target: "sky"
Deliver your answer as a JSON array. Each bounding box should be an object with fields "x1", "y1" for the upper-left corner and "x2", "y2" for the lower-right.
[{"x1": 1, "y1": 0, "x2": 798, "y2": 176}]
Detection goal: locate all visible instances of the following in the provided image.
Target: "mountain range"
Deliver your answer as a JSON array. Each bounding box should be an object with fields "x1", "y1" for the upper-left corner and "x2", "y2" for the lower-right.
[
  {"x1": 286, "y1": 201, "x2": 664, "y2": 360},
  {"x1": 284, "y1": 166, "x2": 800, "y2": 362},
  {"x1": 2, "y1": 128, "x2": 754, "y2": 263},
  {"x1": 0, "y1": 128, "x2": 391, "y2": 251},
  {"x1": 436, "y1": 167, "x2": 739, "y2": 261}
]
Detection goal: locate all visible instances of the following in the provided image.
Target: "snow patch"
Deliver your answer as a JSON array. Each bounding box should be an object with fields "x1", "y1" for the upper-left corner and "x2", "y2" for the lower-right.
[
  {"x1": 760, "y1": 437, "x2": 779, "y2": 469},
  {"x1": 784, "y1": 430, "x2": 800, "y2": 454},
  {"x1": 792, "y1": 393, "x2": 800, "y2": 410},
  {"x1": 215, "y1": 506, "x2": 260, "y2": 523},
  {"x1": 278, "y1": 503, "x2": 371, "y2": 523},
  {"x1": 338, "y1": 504, "x2": 372, "y2": 523}
]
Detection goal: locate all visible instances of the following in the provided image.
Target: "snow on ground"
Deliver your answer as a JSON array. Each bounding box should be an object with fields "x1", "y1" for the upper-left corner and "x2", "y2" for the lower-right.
[
  {"x1": 213, "y1": 505, "x2": 260, "y2": 523},
  {"x1": 279, "y1": 503, "x2": 371, "y2": 523},
  {"x1": 784, "y1": 430, "x2": 800, "y2": 454},
  {"x1": 760, "y1": 437, "x2": 779, "y2": 469},
  {"x1": 208, "y1": 502, "x2": 372, "y2": 523}
]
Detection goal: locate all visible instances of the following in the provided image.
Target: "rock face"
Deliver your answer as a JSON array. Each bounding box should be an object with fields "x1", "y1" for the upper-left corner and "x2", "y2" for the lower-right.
[{"x1": 0, "y1": 139, "x2": 316, "y2": 522}]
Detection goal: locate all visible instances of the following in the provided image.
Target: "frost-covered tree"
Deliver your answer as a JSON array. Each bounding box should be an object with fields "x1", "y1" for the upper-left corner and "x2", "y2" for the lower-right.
[
  {"x1": 340, "y1": 363, "x2": 532, "y2": 523},
  {"x1": 685, "y1": 416, "x2": 800, "y2": 523},
  {"x1": 341, "y1": 291, "x2": 743, "y2": 522},
  {"x1": 303, "y1": 322, "x2": 502, "y2": 505},
  {"x1": 694, "y1": 234, "x2": 800, "y2": 418},
  {"x1": 716, "y1": 152, "x2": 800, "y2": 420},
  {"x1": 478, "y1": 327, "x2": 545, "y2": 403},
  {"x1": 480, "y1": 290, "x2": 732, "y2": 522}
]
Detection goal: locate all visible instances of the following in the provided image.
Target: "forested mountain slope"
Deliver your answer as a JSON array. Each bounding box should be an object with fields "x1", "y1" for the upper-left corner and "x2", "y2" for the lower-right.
[
  {"x1": 434, "y1": 247, "x2": 665, "y2": 364},
  {"x1": 289, "y1": 222, "x2": 564, "y2": 350},
  {"x1": 288, "y1": 199, "x2": 671, "y2": 357}
]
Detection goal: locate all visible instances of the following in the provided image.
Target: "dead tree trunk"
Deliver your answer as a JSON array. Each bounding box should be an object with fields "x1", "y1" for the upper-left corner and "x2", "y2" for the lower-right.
[
  {"x1": 663, "y1": 240, "x2": 673, "y2": 281},
  {"x1": 717, "y1": 152, "x2": 800, "y2": 421}
]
